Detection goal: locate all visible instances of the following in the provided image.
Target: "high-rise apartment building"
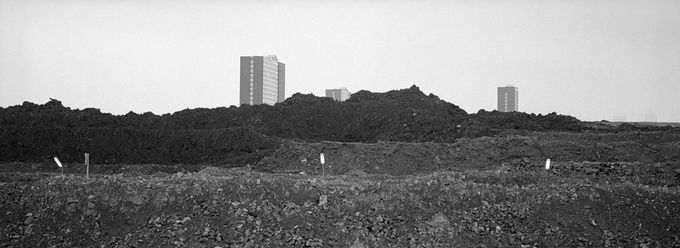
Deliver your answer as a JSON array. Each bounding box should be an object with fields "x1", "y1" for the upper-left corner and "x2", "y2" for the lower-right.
[
  {"x1": 325, "y1": 87, "x2": 351, "y2": 101},
  {"x1": 240, "y1": 55, "x2": 285, "y2": 105},
  {"x1": 497, "y1": 86, "x2": 518, "y2": 112}
]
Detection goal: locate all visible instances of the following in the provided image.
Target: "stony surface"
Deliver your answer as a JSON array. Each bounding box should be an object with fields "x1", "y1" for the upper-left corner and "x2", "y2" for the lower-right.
[
  {"x1": 255, "y1": 131, "x2": 680, "y2": 176},
  {"x1": 1, "y1": 165, "x2": 679, "y2": 247}
]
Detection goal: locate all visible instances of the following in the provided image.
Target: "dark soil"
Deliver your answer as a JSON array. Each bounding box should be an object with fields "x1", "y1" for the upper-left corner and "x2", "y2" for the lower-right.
[
  {"x1": 0, "y1": 127, "x2": 280, "y2": 165},
  {"x1": 0, "y1": 86, "x2": 601, "y2": 165},
  {"x1": 0, "y1": 166, "x2": 678, "y2": 247},
  {"x1": 255, "y1": 131, "x2": 680, "y2": 176}
]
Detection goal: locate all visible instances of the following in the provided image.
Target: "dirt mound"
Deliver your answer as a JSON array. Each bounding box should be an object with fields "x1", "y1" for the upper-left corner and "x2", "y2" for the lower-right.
[
  {"x1": 280, "y1": 92, "x2": 337, "y2": 105},
  {"x1": 0, "y1": 85, "x2": 636, "y2": 166},
  {"x1": 220, "y1": 85, "x2": 470, "y2": 142},
  {"x1": 0, "y1": 86, "x2": 585, "y2": 142},
  {"x1": 348, "y1": 85, "x2": 447, "y2": 104},
  {"x1": 0, "y1": 127, "x2": 280, "y2": 165},
  {"x1": 0, "y1": 86, "x2": 465, "y2": 165},
  {"x1": 461, "y1": 109, "x2": 584, "y2": 137},
  {"x1": 255, "y1": 131, "x2": 680, "y2": 176}
]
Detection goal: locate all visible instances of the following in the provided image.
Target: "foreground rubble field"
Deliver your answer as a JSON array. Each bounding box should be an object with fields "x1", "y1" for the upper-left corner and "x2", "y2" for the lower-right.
[
  {"x1": 1, "y1": 130, "x2": 679, "y2": 247},
  {"x1": 1, "y1": 161, "x2": 679, "y2": 247}
]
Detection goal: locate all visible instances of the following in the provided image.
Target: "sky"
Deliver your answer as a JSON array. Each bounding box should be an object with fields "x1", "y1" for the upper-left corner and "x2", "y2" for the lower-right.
[{"x1": 1, "y1": 0, "x2": 679, "y2": 122}]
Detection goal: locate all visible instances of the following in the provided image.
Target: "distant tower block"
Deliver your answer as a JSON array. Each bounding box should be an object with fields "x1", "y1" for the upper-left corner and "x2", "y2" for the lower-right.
[
  {"x1": 497, "y1": 86, "x2": 518, "y2": 112},
  {"x1": 240, "y1": 55, "x2": 285, "y2": 106},
  {"x1": 325, "y1": 87, "x2": 352, "y2": 101}
]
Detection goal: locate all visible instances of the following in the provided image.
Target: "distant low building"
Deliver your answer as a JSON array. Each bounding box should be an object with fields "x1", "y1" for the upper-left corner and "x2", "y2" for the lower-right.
[
  {"x1": 326, "y1": 87, "x2": 351, "y2": 101},
  {"x1": 497, "y1": 86, "x2": 518, "y2": 112}
]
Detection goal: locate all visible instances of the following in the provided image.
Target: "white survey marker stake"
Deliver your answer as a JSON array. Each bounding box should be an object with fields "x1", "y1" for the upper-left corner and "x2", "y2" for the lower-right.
[
  {"x1": 545, "y1": 158, "x2": 551, "y2": 170},
  {"x1": 53, "y1": 157, "x2": 63, "y2": 168},
  {"x1": 320, "y1": 153, "x2": 325, "y2": 165}
]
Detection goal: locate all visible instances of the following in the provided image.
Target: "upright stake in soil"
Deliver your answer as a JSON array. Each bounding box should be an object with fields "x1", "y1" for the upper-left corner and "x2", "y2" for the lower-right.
[
  {"x1": 85, "y1": 153, "x2": 90, "y2": 178},
  {"x1": 320, "y1": 152, "x2": 325, "y2": 177},
  {"x1": 53, "y1": 157, "x2": 63, "y2": 175}
]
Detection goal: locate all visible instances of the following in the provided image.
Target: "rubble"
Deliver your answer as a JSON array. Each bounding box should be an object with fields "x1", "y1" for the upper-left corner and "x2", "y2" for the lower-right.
[
  {"x1": 1, "y1": 166, "x2": 677, "y2": 247},
  {"x1": 255, "y1": 132, "x2": 680, "y2": 176}
]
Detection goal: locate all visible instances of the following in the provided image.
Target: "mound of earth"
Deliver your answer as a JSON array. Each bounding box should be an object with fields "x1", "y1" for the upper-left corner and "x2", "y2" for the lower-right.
[
  {"x1": 10, "y1": 86, "x2": 678, "y2": 166},
  {"x1": 0, "y1": 127, "x2": 280, "y2": 165},
  {"x1": 255, "y1": 131, "x2": 680, "y2": 176},
  {"x1": 270, "y1": 85, "x2": 469, "y2": 142},
  {"x1": 0, "y1": 86, "x2": 594, "y2": 165},
  {"x1": 462, "y1": 109, "x2": 583, "y2": 137},
  {"x1": 0, "y1": 86, "x2": 471, "y2": 142},
  {"x1": 0, "y1": 86, "x2": 587, "y2": 142}
]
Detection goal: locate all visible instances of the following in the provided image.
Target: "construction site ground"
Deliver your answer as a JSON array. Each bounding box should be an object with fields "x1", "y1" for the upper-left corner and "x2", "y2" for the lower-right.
[{"x1": 1, "y1": 130, "x2": 680, "y2": 247}]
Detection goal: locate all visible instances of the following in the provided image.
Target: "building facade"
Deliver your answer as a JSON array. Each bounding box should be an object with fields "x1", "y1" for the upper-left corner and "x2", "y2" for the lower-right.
[
  {"x1": 497, "y1": 86, "x2": 518, "y2": 112},
  {"x1": 240, "y1": 55, "x2": 285, "y2": 105},
  {"x1": 325, "y1": 87, "x2": 351, "y2": 101}
]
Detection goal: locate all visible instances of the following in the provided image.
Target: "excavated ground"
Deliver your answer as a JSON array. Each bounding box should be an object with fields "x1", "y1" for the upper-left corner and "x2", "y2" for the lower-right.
[
  {"x1": 1, "y1": 164, "x2": 679, "y2": 248},
  {"x1": 3, "y1": 87, "x2": 679, "y2": 247},
  {"x1": 255, "y1": 131, "x2": 680, "y2": 176},
  {"x1": 1, "y1": 130, "x2": 680, "y2": 247}
]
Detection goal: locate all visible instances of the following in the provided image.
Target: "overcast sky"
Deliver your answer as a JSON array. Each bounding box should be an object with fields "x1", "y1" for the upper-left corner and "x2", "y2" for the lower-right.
[{"x1": 1, "y1": 0, "x2": 679, "y2": 122}]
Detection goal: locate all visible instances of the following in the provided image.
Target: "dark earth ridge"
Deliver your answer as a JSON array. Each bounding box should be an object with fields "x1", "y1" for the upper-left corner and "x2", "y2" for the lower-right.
[
  {"x1": 0, "y1": 86, "x2": 582, "y2": 138},
  {"x1": 1, "y1": 85, "x2": 593, "y2": 165}
]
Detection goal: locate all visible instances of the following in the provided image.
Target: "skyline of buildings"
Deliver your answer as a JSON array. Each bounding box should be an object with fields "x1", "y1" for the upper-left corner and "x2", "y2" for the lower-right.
[
  {"x1": 497, "y1": 86, "x2": 519, "y2": 112},
  {"x1": 237, "y1": 58, "x2": 524, "y2": 115},
  {"x1": 325, "y1": 87, "x2": 352, "y2": 102},
  {"x1": 239, "y1": 55, "x2": 285, "y2": 106}
]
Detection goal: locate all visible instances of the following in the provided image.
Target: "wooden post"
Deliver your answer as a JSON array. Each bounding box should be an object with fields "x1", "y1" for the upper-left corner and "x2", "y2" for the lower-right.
[
  {"x1": 85, "y1": 153, "x2": 90, "y2": 178},
  {"x1": 320, "y1": 153, "x2": 325, "y2": 177}
]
